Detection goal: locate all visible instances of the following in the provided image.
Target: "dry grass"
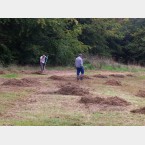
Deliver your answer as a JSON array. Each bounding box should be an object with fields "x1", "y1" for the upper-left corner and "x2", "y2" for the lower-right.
[{"x1": 1, "y1": 68, "x2": 145, "y2": 125}]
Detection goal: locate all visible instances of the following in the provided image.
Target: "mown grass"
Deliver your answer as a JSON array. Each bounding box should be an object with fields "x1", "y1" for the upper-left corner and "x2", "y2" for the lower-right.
[
  {"x1": 0, "y1": 91, "x2": 28, "y2": 114},
  {"x1": 0, "y1": 73, "x2": 19, "y2": 78},
  {"x1": 1, "y1": 66, "x2": 145, "y2": 126}
]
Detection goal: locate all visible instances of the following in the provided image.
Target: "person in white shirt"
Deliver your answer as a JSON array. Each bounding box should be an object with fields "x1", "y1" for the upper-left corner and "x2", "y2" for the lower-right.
[
  {"x1": 75, "y1": 54, "x2": 84, "y2": 80},
  {"x1": 40, "y1": 55, "x2": 46, "y2": 73}
]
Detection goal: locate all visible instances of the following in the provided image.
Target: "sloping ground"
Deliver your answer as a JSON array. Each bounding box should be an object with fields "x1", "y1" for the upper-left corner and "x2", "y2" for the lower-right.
[
  {"x1": 79, "y1": 96, "x2": 131, "y2": 106},
  {"x1": 105, "y1": 79, "x2": 122, "y2": 86},
  {"x1": 54, "y1": 83, "x2": 90, "y2": 96},
  {"x1": 2, "y1": 78, "x2": 40, "y2": 87}
]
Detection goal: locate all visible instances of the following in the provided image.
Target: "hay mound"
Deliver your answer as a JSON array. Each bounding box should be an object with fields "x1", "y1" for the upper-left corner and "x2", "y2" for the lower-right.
[
  {"x1": 2, "y1": 78, "x2": 39, "y2": 87},
  {"x1": 0, "y1": 71, "x2": 5, "y2": 74},
  {"x1": 31, "y1": 71, "x2": 43, "y2": 75},
  {"x1": 79, "y1": 96, "x2": 130, "y2": 106},
  {"x1": 79, "y1": 96, "x2": 104, "y2": 104},
  {"x1": 109, "y1": 74, "x2": 125, "y2": 78},
  {"x1": 126, "y1": 74, "x2": 134, "y2": 77},
  {"x1": 2, "y1": 79, "x2": 29, "y2": 87},
  {"x1": 102, "y1": 96, "x2": 130, "y2": 106},
  {"x1": 83, "y1": 75, "x2": 92, "y2": 79},
  {"x1": 55, "y1": 83, "x2": 90, "y2": 96},
  {"x1": 131, "y1": 107, "x2": 145, "y2": 114},
  {"x1": 105, "y1": 80, "x2": 122, "y2": 86},
  {"x1": 93, "y1": 74, "x2": 108, "y2": 78},
  {"x1": 49, "y1": 75, "x2": 65, "y2": 80},
  {"x1": 136, "y1": 90, "x2": 145, "y2": 98},
  {"x1": 21, "y1": 78, "x2": 39, "y2": 84}
]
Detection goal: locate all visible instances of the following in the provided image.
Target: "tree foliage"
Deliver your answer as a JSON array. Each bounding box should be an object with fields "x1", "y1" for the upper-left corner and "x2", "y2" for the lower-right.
[{"x1": 1, "y1": 18, "x2": 145, "y2": 66}]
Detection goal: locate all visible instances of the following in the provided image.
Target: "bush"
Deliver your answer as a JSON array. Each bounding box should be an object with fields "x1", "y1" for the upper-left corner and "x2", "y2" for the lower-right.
[
  {"x1": 84, "y1": 61, "x2": 96, "y2": 70},
  {"x1": 0, "y1": 44, "x2": 12, "y2": 66}
]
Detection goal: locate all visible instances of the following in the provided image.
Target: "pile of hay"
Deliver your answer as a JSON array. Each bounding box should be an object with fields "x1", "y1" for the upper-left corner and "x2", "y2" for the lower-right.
[
  {"x1": 136, "y1": 90, "x2": 145, "y2": 98},
  {"x1": 79, "y1": 96, "x2": 130, "y2": 106},
  {"x1": 109, "y1": 74, "x2": 125, "y2": 78},
  {"x1": 2, "y1": 78, "x2": 39, "y2": 87},
  {"x1": 55, "y1": 83, "x2": 90, "y2": 96},
  {"x1": 105, "y1": 80, "x2": 122, "y2": 86},
  {"x1": 93, "y1": 74, "x2": 108, "y2": 78},
  {"x1": 131, "y1": 107, "x2": 145, "y2": 114}
]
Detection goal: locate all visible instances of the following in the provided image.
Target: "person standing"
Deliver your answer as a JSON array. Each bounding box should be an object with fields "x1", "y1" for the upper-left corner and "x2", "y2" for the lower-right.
[
  {"x1": 75, "y1": 54, "x2": 84, "y2": 80},
  {"x1": 40, "y1": 55, "x2": 46, "y2": 73},
  {"x1": 44, "y1": 55, "x2": 48, "y2": 70}
]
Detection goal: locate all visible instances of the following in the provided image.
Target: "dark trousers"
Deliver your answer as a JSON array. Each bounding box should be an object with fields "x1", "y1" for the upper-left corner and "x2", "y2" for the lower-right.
[
  {"x1": 76, "y1": 67, "x2": 84, "y2": 76},
  {"x1": 40, "y1": 62, "x2": 45, "y2": 71}
]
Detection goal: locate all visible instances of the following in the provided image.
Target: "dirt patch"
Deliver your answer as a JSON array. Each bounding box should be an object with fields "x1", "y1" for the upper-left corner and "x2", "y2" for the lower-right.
[
  {"x1": 80, "y1": 96, "x2": 130, "y2": 106},
  {"x1": 55, "y1": 83, "x2": 90, "y2": 96},
  {"x1": 136, "y1": 90, "x2": 145, "y2": 98},
  {"x1": 109, "y1": 74, "x2": 125, "y2": 78},
  {"x1": 93, "y1": 74, "x2": 108, "y2": 78},
  {"x1": 131, "y1": 107, "x2": 145, "y2": 114},
  {"x1": 105, "y1": 79, "x2": 122, "y2": 86},
  {"x1": 0, "y1": 71, "x2": 5, "y2": 74},
  {"x1": 2, "y1": 78, "x2": 40, "y2": 87}
]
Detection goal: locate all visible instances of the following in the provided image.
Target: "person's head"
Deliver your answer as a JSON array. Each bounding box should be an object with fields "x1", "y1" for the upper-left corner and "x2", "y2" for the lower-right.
[{"x1": 79, "y1": 54, "x2": 82, "y2": 58}]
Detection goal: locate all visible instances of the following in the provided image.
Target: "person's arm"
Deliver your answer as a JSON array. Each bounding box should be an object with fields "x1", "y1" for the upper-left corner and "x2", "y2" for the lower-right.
[
  {"x1": 80, "y1": 58, "x2": 83, "y2": 67},
  {"x1": 45, "y1": 56, "x2": 48, "y2": 64},
  {"x1": 75, "y1": 59, "x2": 77, "y2": 68},
  {"x1": 40, "y1": 56, "x2": 42, "y2": 62}
]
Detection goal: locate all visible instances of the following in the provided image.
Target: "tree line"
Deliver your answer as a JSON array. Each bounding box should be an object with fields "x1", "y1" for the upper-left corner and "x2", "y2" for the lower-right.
[{"x1": 0, "y1": 18, "x2": 145, "y2": 66}]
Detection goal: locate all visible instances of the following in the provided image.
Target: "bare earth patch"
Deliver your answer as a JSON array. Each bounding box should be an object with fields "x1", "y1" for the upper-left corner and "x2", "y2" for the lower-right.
[{"x1": 105, "y1": 79, "x2": 122, "y2": 86}]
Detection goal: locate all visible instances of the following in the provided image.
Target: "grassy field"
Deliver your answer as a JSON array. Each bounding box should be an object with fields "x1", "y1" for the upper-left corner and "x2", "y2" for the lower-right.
[{"x1": 1, "y1": 65, "x2": 145, "y2": 126}]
